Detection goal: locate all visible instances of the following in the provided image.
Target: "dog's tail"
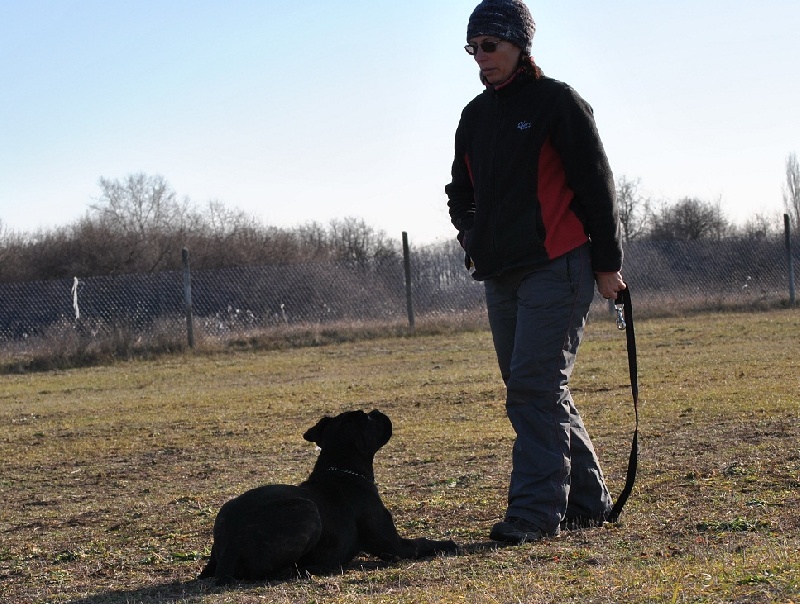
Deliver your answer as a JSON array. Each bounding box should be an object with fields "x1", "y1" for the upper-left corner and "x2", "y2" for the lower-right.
[
  {"x1": 197, "y1": 545, "x2": 217, "y2": 580},
  {"x1": 199, "y1": 543, "x2": 238, "y2": 586}
]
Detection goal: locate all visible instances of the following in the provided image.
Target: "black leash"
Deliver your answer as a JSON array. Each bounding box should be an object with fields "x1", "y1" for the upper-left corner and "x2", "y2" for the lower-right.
[{"x1": 607, "y1": 285, "x2": 639, "y2": 523}]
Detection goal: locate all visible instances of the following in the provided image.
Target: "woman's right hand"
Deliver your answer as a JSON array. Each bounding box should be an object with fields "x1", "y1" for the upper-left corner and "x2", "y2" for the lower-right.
[
  {"x1": 457, "y1": 229, "x2": 471, "y2": 252},
  {"x1": 595, "y1": 271, "x2": 626, "y2": 299}
]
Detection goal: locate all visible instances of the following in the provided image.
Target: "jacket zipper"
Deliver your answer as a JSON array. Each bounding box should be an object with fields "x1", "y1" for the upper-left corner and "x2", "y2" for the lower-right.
[{"x1": 489, "y1": 92, "x2": 504, "y2": 266}]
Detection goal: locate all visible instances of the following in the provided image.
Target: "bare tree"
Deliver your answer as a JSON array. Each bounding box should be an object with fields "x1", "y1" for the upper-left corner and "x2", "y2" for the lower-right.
[
  {"x1": 650, "y1": 197, "x2": 729, "y2": 241},
  {"x1": 186, "y1": 200, "x2": 263, "y2": 267},
  {"x1": 328, "y1": 218, "x2": 398, "y2": 266},
  {"x1": 296, "y1": 221, "x2": 334, "y2": 261},
  {"x1": 0, "y1": 219, "x2": 19, "y2": 281},
  {"x1": 91, "y1": 173, "x2": 192, "y2": 273},
  {"x1": 93, "y1": 174, "x2": 186, "y2": 234},
  {"x1": 783, "y1": 153, "x2": 800, "y2": 226},
  {"x1": 737, "y1": 211, "x2": 783, "y2": 239},
  {"x1": 615, "y1": 175, "x2": 650, "y2": 242}
]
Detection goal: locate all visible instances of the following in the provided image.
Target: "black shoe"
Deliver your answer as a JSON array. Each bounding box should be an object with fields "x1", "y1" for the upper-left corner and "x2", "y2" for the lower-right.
[{"x1": 489, "y1": 517, "x2": 561, "y2": 544}]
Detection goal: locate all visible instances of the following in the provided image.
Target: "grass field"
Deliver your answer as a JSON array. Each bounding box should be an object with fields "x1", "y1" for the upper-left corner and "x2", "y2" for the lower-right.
[{"x1": 1, "y1": 310, "x2": 799, "y2": 603}]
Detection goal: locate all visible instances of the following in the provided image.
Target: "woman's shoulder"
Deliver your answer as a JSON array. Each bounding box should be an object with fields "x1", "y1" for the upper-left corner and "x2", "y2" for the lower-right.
[
  {"x1": 459, "y1": 87, "x2": 492, "y2": 118},
  {"x1": 532, "y1": 75, "x2": 576, "y2": 97},
  {"x1": 464, "y1": 86, "x2": 492, "y2": 105},
  {"x1": 532, "y1": 76, "x2": 593, "y2": 113}
]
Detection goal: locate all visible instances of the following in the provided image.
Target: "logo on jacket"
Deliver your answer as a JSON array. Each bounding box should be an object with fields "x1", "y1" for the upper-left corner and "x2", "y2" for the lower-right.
[{"x1": 517, "y1": 121, "x2": 532, "y2": 131}]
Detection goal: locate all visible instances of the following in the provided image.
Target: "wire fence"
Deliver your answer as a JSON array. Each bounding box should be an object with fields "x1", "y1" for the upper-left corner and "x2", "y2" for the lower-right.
[{"x1": 1, "y1": 234, "x2": 797, "y2": 363}]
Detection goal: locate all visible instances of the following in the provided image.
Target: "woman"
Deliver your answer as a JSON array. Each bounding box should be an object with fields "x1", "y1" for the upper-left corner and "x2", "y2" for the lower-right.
[{"x1": 445, "y1": 0, "x2": 626, "y2": 544}]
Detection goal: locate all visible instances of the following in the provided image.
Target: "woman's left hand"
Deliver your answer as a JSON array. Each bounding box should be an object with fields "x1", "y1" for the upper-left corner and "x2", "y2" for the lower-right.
[{"x1": 595, "y1": 271, "x2": 626, "y2": 299}]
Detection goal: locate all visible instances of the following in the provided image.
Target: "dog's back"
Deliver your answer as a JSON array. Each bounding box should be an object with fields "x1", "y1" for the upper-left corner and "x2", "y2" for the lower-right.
[{"x1": 199, "y1": 485, "x2": 322, "y2": 584}]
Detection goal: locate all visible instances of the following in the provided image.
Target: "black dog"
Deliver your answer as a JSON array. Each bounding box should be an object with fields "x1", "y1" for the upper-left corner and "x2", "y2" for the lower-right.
[{"x1": 199, "y1": 409, "x2": 457, "y2": 584}]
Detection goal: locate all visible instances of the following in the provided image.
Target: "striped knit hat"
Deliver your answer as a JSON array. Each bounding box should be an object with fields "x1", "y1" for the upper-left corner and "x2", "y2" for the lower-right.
[{"x1": 466, "y1": 0, "x2": 536, "y2": 53}]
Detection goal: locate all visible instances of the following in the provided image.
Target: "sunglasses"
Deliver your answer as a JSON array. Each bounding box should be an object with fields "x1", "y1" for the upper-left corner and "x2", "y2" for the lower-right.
[{"x1": 464, "y1": 39, "x2": 504, "y2": 55}]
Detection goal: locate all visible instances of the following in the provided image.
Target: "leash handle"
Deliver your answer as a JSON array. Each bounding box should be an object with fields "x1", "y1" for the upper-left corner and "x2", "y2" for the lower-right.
[
  {"x1": 607, "y1": 285, "x2": 639, "y2": 523},
  {"x1": 615, "y1": 287, "x2": 639, "y2": 406}
]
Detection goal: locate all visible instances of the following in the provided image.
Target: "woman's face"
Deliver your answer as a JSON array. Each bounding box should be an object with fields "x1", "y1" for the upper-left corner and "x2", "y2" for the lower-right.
[{"x1": 468, "y1": 36, "x2": 522, "y2": 86}]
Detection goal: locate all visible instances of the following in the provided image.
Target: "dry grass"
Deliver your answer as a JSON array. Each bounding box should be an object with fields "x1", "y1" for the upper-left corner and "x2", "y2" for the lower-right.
[
  {"x1": 0, "y1": 311, "x2": 491, "y2": 374},
  {"x1": 1, "y1": 310, "x2": 799, "y2": 603}
]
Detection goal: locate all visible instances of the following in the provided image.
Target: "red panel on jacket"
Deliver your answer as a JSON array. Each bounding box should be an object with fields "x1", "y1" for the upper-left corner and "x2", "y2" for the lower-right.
[{"x1": 537, "y1": 136, "x2": 588, "y2": 259}]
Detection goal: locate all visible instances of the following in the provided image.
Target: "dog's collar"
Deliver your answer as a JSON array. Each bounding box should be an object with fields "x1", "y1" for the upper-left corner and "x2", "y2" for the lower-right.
[{"x1": 325, "y1": 466, "x2": 375, "y2": 484}]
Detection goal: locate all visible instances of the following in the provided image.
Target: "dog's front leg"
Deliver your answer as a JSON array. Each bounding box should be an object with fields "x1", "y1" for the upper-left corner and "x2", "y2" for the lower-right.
[
  {"x1": 362, "y1": 507, "x2": 458, "y2": 561},
  {"x1": 405, "y1": 537, "x2": 459, "y2": 558}
]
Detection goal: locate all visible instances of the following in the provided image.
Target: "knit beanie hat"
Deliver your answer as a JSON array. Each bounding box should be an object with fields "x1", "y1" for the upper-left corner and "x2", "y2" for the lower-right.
[{"x1": 467, "y1": 0, "x2": 536, "y2": 53}]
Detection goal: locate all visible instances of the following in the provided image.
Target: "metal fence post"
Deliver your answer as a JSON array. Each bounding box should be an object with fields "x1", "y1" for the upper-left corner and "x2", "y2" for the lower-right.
[
  {"x1": 182, "y1": 248, "x2": 196, "y2": 348},
  {"x1": 402, "y1": 232, "x2": 415, "y2": 333},
  {"x1": 785, "y1": 214, "x2": 796, "y2": 307}
]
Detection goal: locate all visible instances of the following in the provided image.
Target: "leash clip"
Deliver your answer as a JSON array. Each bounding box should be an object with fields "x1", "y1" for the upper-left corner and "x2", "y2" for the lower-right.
[{"x1": 614, "y1": 293, "x2": 626, "y2": 331}]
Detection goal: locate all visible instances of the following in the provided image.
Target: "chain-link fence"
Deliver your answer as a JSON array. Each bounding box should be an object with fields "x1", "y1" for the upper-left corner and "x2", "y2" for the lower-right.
[{"x1": 1, "y1": 235, "x2": 797, "y2": 364}]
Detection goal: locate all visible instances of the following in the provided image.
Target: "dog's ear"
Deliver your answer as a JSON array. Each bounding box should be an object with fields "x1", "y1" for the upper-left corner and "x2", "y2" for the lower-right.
[
  {"x1": 378, "y1": 424, "x2": 391, "y2": 448},
  {"x1": 369, "y1": 410, "x2": 392, "y2": 449},
  {"x1": 303, "y1": 416, "x2": 332, "y2": 444}
]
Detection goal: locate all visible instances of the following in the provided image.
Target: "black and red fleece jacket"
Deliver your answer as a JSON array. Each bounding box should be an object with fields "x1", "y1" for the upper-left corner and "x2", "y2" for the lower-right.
[{"x1": 445, "y1": 71, "x2": 623, "y2": 281}]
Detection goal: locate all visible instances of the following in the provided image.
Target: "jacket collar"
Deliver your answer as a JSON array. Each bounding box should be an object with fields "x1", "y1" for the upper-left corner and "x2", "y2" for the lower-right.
[{"x1": 490, "y1": 68, "x2": 531, "y2": 96}]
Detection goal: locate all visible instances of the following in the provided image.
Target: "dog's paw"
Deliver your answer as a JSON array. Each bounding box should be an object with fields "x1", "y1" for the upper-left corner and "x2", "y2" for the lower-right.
[
  {"x1": 412, "y1": 537, "x2": 459, "y2": 557},
  {"x1": 433, "y1": 539, "x2": 459, "y2": 554}
]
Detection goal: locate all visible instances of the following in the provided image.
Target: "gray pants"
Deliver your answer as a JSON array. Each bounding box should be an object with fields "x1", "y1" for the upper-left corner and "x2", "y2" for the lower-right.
[{"x1": 484, "y1": 244, "x2": 612, "y2": 533}]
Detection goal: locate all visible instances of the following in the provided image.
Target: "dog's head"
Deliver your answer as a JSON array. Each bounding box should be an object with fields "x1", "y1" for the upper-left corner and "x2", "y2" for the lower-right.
[{"x1": 303, "y1": 409, "x2": 392, "y2": 456}]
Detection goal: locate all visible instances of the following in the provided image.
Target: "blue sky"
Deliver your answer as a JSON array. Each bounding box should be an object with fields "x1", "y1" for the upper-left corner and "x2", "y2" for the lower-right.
[{"x1": 2, "y1": 1, "x2": 799, "y2": 244}]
